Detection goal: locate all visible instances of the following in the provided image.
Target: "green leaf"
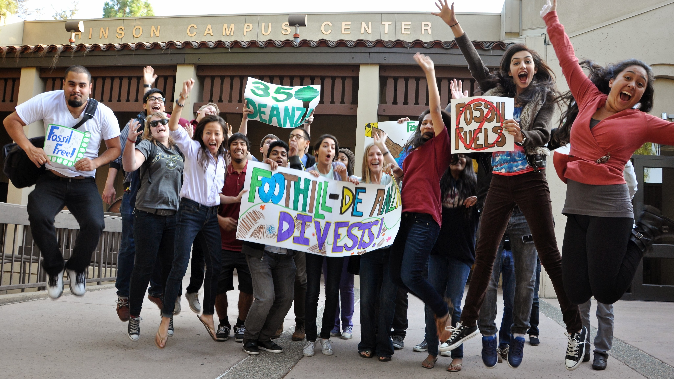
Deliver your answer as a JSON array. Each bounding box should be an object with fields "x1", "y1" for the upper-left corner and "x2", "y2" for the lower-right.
[{"x1": 294, "y1": 86, "x2": 320, "y2": 102}]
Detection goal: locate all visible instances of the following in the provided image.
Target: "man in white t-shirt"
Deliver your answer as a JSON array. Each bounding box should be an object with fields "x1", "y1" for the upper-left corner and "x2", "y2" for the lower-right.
[{"x1": 3, "y1": 65, "x2": 121, "y2": 299}]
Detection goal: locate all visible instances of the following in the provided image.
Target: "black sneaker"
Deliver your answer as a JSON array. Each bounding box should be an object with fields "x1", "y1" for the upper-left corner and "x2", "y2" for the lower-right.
[
  {"x1": 391, "y1": 335, "x2": 404, "y2": 350},
  {"x1": 438, "y1": 322, "x2": 479, "y2": 352},
  {"x1": 243, "y1": 340, "x2": 259, "y2": 355},
  {"x1": 565, "y1": 327, "x2": 587, "y2": 370},
  {"x1": 167, "y1": 316, "x2": 174, "y2": 337},
  {"x1": 529, "y1": 335, "x2": 540, "y2": 346},
  {"x1": 128, "y1": 316, "x2": 141, "y2": 341},
  {"x1": 216, "y1": 324, "x2": 231, "y2": 341},
  {"x1": 234, "y1": 324, "x2": 245, "y2": 343},
  {"x1": 258, "y1": 339, "x2": 283, "y2": 353}
]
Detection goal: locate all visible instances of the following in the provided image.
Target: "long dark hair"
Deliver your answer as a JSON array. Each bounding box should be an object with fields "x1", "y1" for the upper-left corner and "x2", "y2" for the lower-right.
[
  {"x1": 482, "y1": 44, "x2": 558, "y2": 106},
  {"x1": 555, "y1": 59, "x2": 655, "y2": 146},
  {"x1": 313, "y1": 134, "x2": 340, "y2": 158},
  {"x1": 402, "y1": 109, "x2": 452, "y2": 153},
  {"x1": 440, "y1": 155, "x2": 477, "y2": 217},
  {"x1": 193, "y1": 115, "x2": 227, "y2": 169}
]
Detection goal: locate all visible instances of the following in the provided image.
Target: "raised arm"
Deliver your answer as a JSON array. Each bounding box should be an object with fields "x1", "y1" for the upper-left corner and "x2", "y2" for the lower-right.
[
  {"x1": 414, "y1": 53, "x2": 445, "y2": 137},
  {"x1": 122, "y1": 119, "x2": 147, "y2": 172},
  {"x1": 169, "y1": 79, "x2": 194, "y2": 132},
  {"x1": 142, "y1": 66, "x2": 158, "y2": 97},
  {"x1": 238, "y1": 100, "x2": 254, "y2": 135},
  {"x1": 372, "y1": 128, "x2": 400, "y2": 169}
]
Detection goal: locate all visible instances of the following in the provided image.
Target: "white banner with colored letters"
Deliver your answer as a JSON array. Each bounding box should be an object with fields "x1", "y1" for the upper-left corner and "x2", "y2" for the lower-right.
[{"x1": 243, "y1": 77, "x2": 320, "y2": 128}]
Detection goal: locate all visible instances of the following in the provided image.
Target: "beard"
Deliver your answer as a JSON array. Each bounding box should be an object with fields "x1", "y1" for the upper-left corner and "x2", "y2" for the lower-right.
[
  {"x1": 421, "y1": 132, "x2": 434, "y2": 141},
  {"x1": 67, "y1": 98, "x2": 85, "y2": 108}
]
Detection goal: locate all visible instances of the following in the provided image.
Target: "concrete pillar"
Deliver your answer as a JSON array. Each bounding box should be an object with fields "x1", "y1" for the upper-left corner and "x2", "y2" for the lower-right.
[
  {"x1": 354, "y1": 64, "x2": 380, "y2": 168},
  {"x1": 174, "y1": 64, "x2": 200, "y2": 122},
  {"x1": 6, "y1": 67, "x2": 45, "y2": 205}
]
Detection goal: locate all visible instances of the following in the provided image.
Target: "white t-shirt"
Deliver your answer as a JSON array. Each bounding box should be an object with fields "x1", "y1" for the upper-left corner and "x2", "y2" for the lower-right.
[{"x1": 15, "y1": 90, "x2": 120, "y2": 177}]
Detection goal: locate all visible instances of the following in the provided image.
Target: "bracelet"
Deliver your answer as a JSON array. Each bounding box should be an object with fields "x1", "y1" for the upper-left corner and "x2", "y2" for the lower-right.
[
  {"x1": 127, "y1": 137, "x2": 135, "y2": 144},
  {"x1": 449, "y1": 21, "x2": 459, "y2": 28},
  {"x1": 175, "y1": 99, "x2": 185, "y2": 107},
  {"x1": 383, "y1": 150, "x2": 390, "y2": 156},
  {"x1": 143, "y1": 84, "x2": 151, "y2": 88}
]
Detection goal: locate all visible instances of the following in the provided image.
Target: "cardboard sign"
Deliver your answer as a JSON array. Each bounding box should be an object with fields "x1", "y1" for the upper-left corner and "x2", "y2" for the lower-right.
[
  {"x1": 363, "y1": 121, "x2": 416, "y2": 166},
  {"x1": 450, "y1": 96, "x2": 514, "y2": 153},
  {"x1": 237, "y1": 161, "x2": 402, "y2": 256},
  {"x1": 43, "y1": 124, "x2": 90, "y2": 167},
  {"x1": 243, "y1": 77, "x2": 321, "y2": 128}
]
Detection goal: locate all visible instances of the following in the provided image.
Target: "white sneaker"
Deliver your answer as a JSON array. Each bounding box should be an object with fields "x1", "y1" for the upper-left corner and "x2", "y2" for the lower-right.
[
  {"x1": 185, "y1": 292, "x2": 201, "y2": 313},
  {"x1": 341, "y1": 326, "x2": 353, "y2": 340},
  {"x1": 303, "y1": 341, "x2": 315, "y2": 357},
  {"x1": 67, "y1": 269, "x2": 86, "y2": 296},
  {"x1": 174, "y1": 296, "x2": 181, "y2": 315},
  {"x1": 47, "y1": 271, "x2": 64, "y2": 299},
  {"x1": 320, "y1": 338, "x2": 334, "y2": 355}
]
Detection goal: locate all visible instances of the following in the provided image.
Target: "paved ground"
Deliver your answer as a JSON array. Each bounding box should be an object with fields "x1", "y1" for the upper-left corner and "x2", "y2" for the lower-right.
[{"x1": 1, "y1": 274, "x2": 672, "y2": 379}]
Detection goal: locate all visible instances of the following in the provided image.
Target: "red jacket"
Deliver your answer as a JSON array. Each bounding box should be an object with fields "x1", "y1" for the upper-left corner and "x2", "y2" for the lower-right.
[{"x1": 545, "y1": 12, "x2": 674, "y2": 185}]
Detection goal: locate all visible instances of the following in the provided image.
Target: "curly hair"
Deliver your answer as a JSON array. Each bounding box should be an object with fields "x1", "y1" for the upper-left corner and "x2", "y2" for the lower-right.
[{"x1": 338, "y1": 148, "x2": 355, "y2": 177}]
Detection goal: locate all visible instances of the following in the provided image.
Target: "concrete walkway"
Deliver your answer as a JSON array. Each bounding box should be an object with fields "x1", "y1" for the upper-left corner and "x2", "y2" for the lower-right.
[{"x1": 1, "y1": 277, "x2": 672, "y2": 379}]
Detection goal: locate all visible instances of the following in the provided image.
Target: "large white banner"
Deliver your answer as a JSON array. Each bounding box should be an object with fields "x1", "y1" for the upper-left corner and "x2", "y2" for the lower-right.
[
  {"x1": 450, "y1": 96, "x2": 514, "y2": 153},
  {"x1": 363, "y1": 121, "x2": 417, "y2": 166},
  {"x1": 243, "y1": 77, "x2": 320, "y2": 128},
  {"x1": 236, "y1": 161, "x2": 402, "y2": 256}
]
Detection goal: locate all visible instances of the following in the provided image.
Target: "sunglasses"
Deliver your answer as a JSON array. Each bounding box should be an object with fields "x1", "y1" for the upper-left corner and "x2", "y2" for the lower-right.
[{"x1": 149, "y1": 119, "x2": 169, "y2": 128}]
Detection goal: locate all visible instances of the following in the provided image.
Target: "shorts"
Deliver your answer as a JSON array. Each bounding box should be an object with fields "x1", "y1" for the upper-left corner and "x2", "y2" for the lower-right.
[{"x1": 217, "y1": 249, "x2": 253, "y2": 295}]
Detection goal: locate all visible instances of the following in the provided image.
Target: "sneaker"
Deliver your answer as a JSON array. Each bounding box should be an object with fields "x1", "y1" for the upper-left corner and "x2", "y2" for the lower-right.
[
  {"x1": 529, "y1": 335, "x2": 540, "y2": 346},
  {"x1": 440, "y1": 349, "x2": 452, "y2": 357},
  {"x1": 216, "y1": 324, "x2": 231, "y2": 341},
  {"x1": 391, "y1": 335, "x2": 405, "y2": 350},
  {"x1": 320, "y1": 338, "x2": 333, "y2": 355},
  {"x1": 127, "y1": 316, "x2": 141, "y2": 341},
  {"x1": 258, "y1": 339, "x2": 283, "y2": 353},
  {"x1": 234, "y1": 324, "x2": 245, "y2": 342},
  {"x1": 497, "y1": 344, "x2": 509, "y2": 364},
  {"x1": 439, "y1": 322, "x2": 479, "y2": 352},
  {"x1": 47, "y1": 271, "x2": 64, "y2": 299},
  {"x1": 185, "y1": 292, "x2": 201, "y2": 314},
  {"x1": 507, "y1": 336, "x2": 525, "y2": 368},
  {"x1": 167, "y1": 316, "x2": 174, "y2": 337},
  {"x1": 583, "y1": 350, "x2": 591, "y2": 362},
  {"x1": 341, "y1": 326, "x2": 353, "y2": 340},
  {"x1": 481, "y1": 336, "x2": 498, "y2": 368},
  {"x1": 303, "y1": 341, "x2": 315, "y2": 357},
  {"x1": 330, "y1": 328, "x2": 341, "y2": 338},
  {"x1": 116, "y1": 296, "x2": 130, "y2": 322},
  {"x1": 292, "y1": 324, "x2": 305, "y2": 341},
  {"x1": 147, "y1": 294, "x2": 163, "y2": 311},
  {"x1": 174, "y1": 296, "x2": 181, "y2": 315},
  {"x1": 243, "y1": 340, "x2": 260, "y2": 355},
  {"x1": 565, "y1": 327, "x2": 587, "y2": 371},
  {"x1": 413, "y1": 339, "x2": 428, "y2": 352},
  {"x1": 67, "y1": 269, "x2": 86, "y2": 296}
]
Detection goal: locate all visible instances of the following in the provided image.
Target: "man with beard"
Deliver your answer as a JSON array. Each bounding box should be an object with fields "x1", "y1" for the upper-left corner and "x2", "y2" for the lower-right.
[
  {"x1": 215, "y1": 133, "x2": 254, "y2": 342},
  {"x1": 103, "y1": 66, "x2": 189, "y2": 321},
  {"x1": 3, "y1": 65, "x2": 121, "y2": 299},
  {"x1": 241, "y1": 140, "x2": 297, "y2": 354}
]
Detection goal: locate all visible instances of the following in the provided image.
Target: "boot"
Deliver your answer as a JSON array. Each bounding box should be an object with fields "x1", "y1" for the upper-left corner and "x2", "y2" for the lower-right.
[{"x1": 631, "y1": 206, "x2": 674, "y2": 251}]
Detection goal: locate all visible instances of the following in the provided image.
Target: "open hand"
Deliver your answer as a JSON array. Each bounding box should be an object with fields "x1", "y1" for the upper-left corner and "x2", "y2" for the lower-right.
[
  {"x1": 432, "y1": 0, "x2": 457, "y2": 27},
  {"x1": 242, "y1": 100, "x2": 254, "y2": 118},
  {"x1": 450, "y1": 79, "x2": 469, "y2": 99},
  {"x1": 143, "y1": 66, "x2": 157, "y2": 86},
  {"x1": 540, "y1": 0, "x2": 556, "y2": 18},
  {"x1": 413, "y1": 52, "x2": 435, "y2": 73},
  {"x1": 372, "y1": 128, "x2": 389, "y2": 151},
  {"x1": 127, "y1": 119, "x2": 143, "y2": 142}
]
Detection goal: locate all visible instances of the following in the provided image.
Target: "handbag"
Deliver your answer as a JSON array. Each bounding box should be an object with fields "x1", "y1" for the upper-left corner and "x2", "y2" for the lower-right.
[{"x1": 3, "y1": 99, "x2": 98, "y2": 188}]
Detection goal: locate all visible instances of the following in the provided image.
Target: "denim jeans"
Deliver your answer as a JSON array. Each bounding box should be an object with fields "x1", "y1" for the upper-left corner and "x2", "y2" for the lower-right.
[
  {"x1": 128, "y1": 210, "x2": 176, "y2": 316},
  {"x1": 390, "y1": 213, "x2": 447, "y2": 317},
  {"x1": 358, "y1": 248, "x2": 397, "y2": 358},
  {"x1": 460, "y1": 172, "x2": 582, "y2": 334},
  {"x1": 391, "y1": 288, "x2": 408, "y2": 338},
  {"x1": 580, "y1": 299, "x2": 614, "y2": 355},
  {"x1": 479, "y1": 208, "x2": 538, "y2": 337},
  {"x1": 305, "y1": 253, "x2": 344, "y2": 341},
  {"x1": 115, "y1": 191, "x2": 162, "y2": 298},
  {"x1": 425, "y1": 255, "x2": 471, "y2": 358},
  {"x1": 243, "y1": 248, "x2": 296, "y2": 342},
  {"x1": 323, "y1": 257, "x2": 354, "y2": 330},
  {"x1": 528, "y1": 258, "x2": 542, "y2": 336},
  {"x1": 27, "y1": 173, "x2": 105, "y2": 276},
  {"x1": 162, "y1": 198, "x2": 222, "y2": 318},
  {"x1": 185, "y1": 237, "x2": 205, "y2": 294}
]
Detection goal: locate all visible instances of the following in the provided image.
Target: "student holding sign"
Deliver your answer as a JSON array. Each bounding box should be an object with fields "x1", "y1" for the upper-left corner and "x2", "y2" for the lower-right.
[
  {"x1": 433, "y1": 1, "x2": 585, "y2": 370},
  {"x1": 3, "y1": 65, "x2": 121, "y2": 300}
]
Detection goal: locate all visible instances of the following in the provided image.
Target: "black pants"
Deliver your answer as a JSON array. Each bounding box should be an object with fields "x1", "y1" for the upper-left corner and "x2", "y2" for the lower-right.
[
  {"x1": 305, "y1": 253, "x2": 344, "y2": 341},
  {"x1": 27, "y1": 172, "x2": 105, "y2": 276},
  {"x1": 562, "y1": 214, "x2": 638, "y2": 304},
  {"x1": 185, "y1": 237, "x2": 205, "y2": 294}
]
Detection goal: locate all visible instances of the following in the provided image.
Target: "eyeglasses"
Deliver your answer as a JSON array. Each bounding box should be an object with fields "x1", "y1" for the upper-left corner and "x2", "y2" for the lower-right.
[
  {"x1": 289, "y1": 134, "x2": 306, "y2": 141},
  {"x1": 149, "y1": 119, "x2": 169, "y2": 127},
  {"x1": 147, "y1": 96, "x2": 165, "y2": 103}
]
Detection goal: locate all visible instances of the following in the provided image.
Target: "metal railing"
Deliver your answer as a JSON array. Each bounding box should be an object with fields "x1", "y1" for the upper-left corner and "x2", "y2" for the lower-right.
[{"x1": 0, "y1": 203, "x2": 122, "y2": 294}]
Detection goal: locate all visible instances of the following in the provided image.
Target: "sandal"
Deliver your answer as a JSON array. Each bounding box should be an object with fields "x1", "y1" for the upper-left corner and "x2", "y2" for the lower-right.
[
  {"x1": 155, "y1": 330, "x2": 168, "y2": 349},
  {"x1": 447, "y1": 361, "x2": 462, "y2": 372},
  {"x1": 379, "y1": 356, "x2": 392, "y2": 362},
  {"x1": 359, "y1": 350, "x2": 373, "y2": 358},
  {"x1": 197, "y1": 315, "x2": 218, "y2": 342},
  {"x1": 421, "y1": 355, "x2": 438, "y2": 369}
]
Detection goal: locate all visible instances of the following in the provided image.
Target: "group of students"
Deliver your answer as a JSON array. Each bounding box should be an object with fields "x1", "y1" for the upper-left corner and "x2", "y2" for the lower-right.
[{"x1": 5, "y1": 0, "x2": 674, "y2": 374}]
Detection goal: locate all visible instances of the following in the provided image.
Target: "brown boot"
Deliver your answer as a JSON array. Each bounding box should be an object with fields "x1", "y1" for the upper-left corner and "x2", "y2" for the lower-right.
[
  {"x1": 273, "y1": 324, "x2": 283, "y2": 339},
  {"x1": 292, "y1": 323, "x2": 305, "y2": 341},
  {"x1": 116, "y1": 296, "x2": 129, "y2": 322}
]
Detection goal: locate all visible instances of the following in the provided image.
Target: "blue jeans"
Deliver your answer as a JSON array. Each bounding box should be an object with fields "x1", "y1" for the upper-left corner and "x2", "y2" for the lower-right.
[
  {"x1": 480, "y1": 248, "x2": 516, "y2": 346},
  {"x1": 358, "y1": 248, "x2": 397, "y2": 358},
  {"x1": 528, "y1": 258, "x2": 541, "y2": 336},
  {"x1": 162, "y1": 198, "x2": 222, "y2": 318},
  {"x1": 115, "y1": 190, "x2": 162, "y2": 298},
  {"x1": 128, "y1": 210, "x2": 176, "y2": 316},
  {"x1": 425, "y1": 255, "x2": 471, "y2": 358},
  {"x1": 390, "y1": 213, "x2": 447, "y2": 317}
]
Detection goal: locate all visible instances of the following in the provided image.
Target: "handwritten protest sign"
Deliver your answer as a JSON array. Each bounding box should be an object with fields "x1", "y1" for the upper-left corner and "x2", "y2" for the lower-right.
[
  {"x1": 237, "y1": 161, "x2": 402, "y2": 257},
  {"x1": 243, "y1": 77, "x2": 321, "y2": 128},
  {"x1": 364, "y1": 121, "x2": 416, "y2": 166},
  {"x1": 43, "y1": 124, "x2": 90, "y2": 167},
  {"x1": 450, "y1": 96, "x2": 514, "y2": 153}
]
